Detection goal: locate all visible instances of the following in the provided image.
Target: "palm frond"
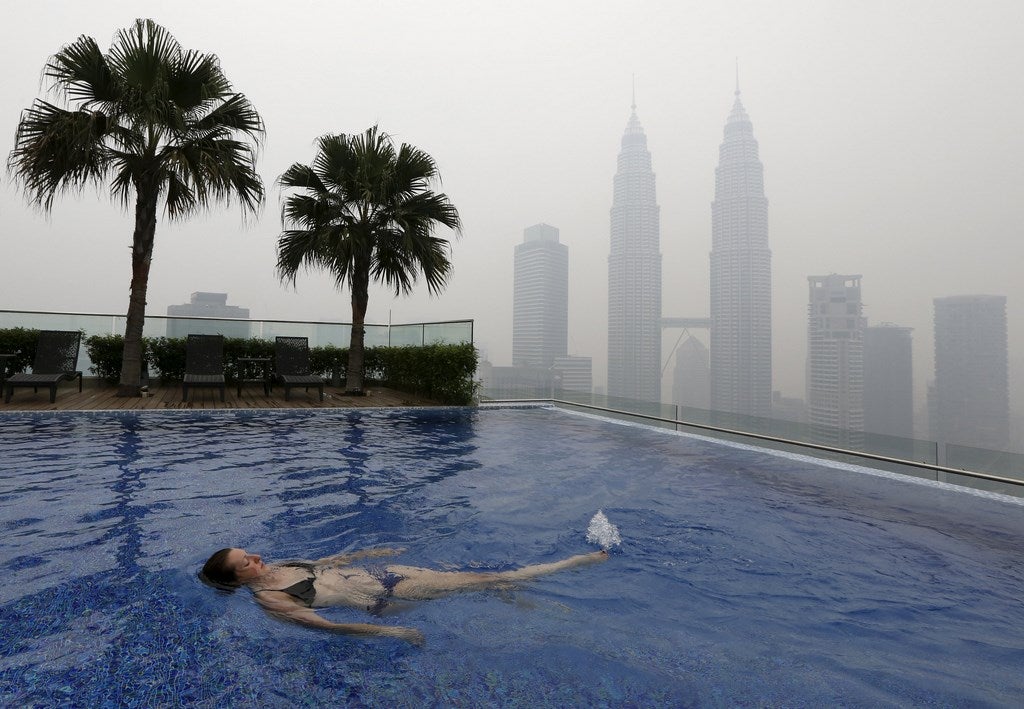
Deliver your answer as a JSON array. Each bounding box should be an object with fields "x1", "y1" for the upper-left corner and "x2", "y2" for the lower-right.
[
  {"x1": 277, "y1": 226, "x2": 353, "y2": 286},
  {"x1": 164, "y1": 170, "x2": 198, "y2": 216},
  {"x1": 169, "y1": 49, "x2": 230, "y2": 112},
  {"x1": 275, "y1": 126, "x2": 459, "y2": 301},
  {"x1": 189, "y1": 93, "x2": 264, "y2": 139},
  {"x1": 107, "y1": 19, "x2": 182, "y2": 88},
  {"x1": 159, "y1": 135, "x2": 262, "y2": 218},
  {"x1": 109, "y1": 159, "x2": 137, "y2": 207},
  {"x1": 8, "y1": 100, "x2": 113, "y2": 209},
  {"x1": 45, "y1": 35, "x2": 119, "y2": 109}
]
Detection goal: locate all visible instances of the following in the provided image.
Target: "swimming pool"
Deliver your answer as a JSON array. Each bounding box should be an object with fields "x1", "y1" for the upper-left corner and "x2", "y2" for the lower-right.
[{"x1": 1, "y1": 405, "x2": 1022, "y2": 706}]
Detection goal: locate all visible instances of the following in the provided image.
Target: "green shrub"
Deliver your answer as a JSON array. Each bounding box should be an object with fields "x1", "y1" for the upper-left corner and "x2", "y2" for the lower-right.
[
  {"x1": 224, "y1": 337, "x2": 273, "y2": 381},
  {"x1": 0, "y1": 328, "x2": 40, "y2": 374},
  {"x1": 148, "y1": 337, "x2": 187, "y2": 383},
  {"x1": 309, "y1": 344, "x2": 347, "y2": 379},
  {"x1": 374, "y1": 343, "x2": 478, "y2": 405},
  {"x1": 84, "y1": 334, "x2": 136, "y2": 382},
  {"x1": 8, "y1": 329, "x2": 478, "y2": 404},
  {"x1": 303, "y1": 343, "x2": 477, "y2": 403}
]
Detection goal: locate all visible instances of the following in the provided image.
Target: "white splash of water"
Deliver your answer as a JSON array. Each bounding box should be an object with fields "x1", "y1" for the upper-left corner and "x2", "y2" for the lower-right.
[{"x1": 586, "y1": 509, "x2": 621, "y2": 550}]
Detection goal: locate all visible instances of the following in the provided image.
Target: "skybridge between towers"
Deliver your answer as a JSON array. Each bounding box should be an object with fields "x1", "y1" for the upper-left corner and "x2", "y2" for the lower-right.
[{"x1": 661, "y1": 317, "x2": 711, "y2": 330}]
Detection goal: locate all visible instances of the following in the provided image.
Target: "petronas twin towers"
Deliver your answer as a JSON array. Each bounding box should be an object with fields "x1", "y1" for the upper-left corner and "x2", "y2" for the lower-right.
[
  {"x1": 607, "y1": 86, "x2": 772, "y2": 416},
  {"x1": 607, "y1": 101, "x2": 662, "y2": 404}
]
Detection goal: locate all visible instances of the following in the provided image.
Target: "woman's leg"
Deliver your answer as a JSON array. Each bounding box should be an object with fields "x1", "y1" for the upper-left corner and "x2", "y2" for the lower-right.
[{"x1": 389, "y1": 551, "x2": 607, "y2": 600}]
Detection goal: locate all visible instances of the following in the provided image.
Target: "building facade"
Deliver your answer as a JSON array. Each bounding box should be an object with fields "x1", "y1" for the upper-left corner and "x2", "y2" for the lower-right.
[
  {"x1": 932, "y1": 295, "x2": 1009, "y2": 451},
  {"x1": 166, "y1": 292, "x2": 250, "y2": 339},
  {"x1": 806, "y1": 274, "x2": 865, "y2": 449},
  {"x1": 863, "y1": 324, "x2": 914, "y2": 440},
  {"x1": 672, "y1": 335, "x2": 711, "y2": 411},
  {"x1": 709, "y1": 86, "x2": 772, "y2": 418},
  {"x1": 607, "y1": 101, "x2": 662, "y2": 404},
  {"x1": 513, "y1": 223, "x2": 569, "y2": 368},
  {"x1": 553, "y1": 355, "x2": 593, "y2": 394}
]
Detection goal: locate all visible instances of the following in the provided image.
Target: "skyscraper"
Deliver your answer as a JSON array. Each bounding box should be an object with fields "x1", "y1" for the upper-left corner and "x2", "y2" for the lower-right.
[
  {"x1": 607, "y1": 100, "x2": 661, "y2": 403},
  {"x1": 513, "y1": 223, "x2": 568, "y2": 368},
  {"x1": 863, "y1": 324, "x2": 914, "y2": 440},
  {"x1": 709, "y1": 84, "x2": 772, "y2": 418},
  {"x1": 672, "y1": 335, "x2": 711, "y2": 410},
  {"x1": 932, "y1": 295, "x2": 1009, "y2": 451},
  {"x1": 166, "y1": 291, "x2": 250, "y2": 339},
  {"x1": 806, "y1": 274, "x2": 865, "y2": 449}
]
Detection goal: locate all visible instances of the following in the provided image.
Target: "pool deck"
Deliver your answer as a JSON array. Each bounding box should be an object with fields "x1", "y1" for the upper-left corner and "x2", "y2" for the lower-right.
[{"x1": 0, "y1": 379, "x2": 442, "y2": 411}]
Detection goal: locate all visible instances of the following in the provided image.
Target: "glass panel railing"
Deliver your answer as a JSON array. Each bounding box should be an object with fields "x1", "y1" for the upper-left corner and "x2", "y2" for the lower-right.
[
  {"x1": 0, "y1": 309, "x2": 471, "y2": 378},
  {"x1": 423, "y1": 321, "x2": 473, "y2": 345},
  {"x1": 389, "y1": 324, "x2": 425, "y2": 347},
  {"x1": 945, "y1": 444, "x2": 1024, "y2": 484},
  {"x1": 387, "y1": 321, "x2": 473, "y2": 347},
  {"x1": 480, "y1": 385, "x2": 994, "y2": 482}
]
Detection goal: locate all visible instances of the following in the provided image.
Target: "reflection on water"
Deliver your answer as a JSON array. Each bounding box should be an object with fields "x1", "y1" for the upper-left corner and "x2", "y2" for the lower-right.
[{"x1": 0, "y1": 407, "x2": 1022, "y2": 707}]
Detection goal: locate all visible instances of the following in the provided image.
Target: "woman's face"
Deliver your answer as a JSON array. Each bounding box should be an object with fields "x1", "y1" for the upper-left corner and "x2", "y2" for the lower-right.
[{"x1": 227, "y1": 548, "x2": 266, "y2": 582}]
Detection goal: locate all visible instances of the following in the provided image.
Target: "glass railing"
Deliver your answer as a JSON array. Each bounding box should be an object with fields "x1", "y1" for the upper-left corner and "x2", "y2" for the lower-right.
[
  {"x1": 480, "y1": 384, "x2": 1021, "y2": 495},
  {"x1": 0, "y1": 309, "x2": 473, "y2": 379}
]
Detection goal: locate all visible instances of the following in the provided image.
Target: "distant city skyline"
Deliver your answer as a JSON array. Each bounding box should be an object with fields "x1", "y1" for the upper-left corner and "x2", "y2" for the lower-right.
[{"x1": 2, "y1": 2, "x2": 1021, "y2": 450}]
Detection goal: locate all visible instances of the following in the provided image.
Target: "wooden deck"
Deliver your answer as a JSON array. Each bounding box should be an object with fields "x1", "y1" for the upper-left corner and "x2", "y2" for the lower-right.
[{"x1": 0, "y1": 378, "x2": 443, "y2": 412}]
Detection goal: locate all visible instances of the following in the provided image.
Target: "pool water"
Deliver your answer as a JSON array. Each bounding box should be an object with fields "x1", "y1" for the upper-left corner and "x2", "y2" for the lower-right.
[{"x1": 1, "y1": 405, "x2": 1022, "y2": 707}]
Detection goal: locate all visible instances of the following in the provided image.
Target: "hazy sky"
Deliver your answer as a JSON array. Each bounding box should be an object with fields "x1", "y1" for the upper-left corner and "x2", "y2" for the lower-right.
[{"x1": 2, "y1": 1, "x2": 1022, "y2": 415}]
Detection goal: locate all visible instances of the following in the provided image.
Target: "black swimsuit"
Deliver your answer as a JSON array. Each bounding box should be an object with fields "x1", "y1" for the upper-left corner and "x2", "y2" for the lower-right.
[
  {"x1": 256, "y1": 561, "x2": 404, "y2": 614},
  {"x1": 257, "y1": 561, "x2": 318, "y2": 604},
  {"x1": 364, "y1": 564, "x2": 404, "y2": 615}
]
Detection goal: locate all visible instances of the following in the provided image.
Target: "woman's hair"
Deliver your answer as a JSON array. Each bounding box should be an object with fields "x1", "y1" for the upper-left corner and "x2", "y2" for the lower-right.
[{"x1": 200, "y1": 548, "x2": 240, "y2": 591}]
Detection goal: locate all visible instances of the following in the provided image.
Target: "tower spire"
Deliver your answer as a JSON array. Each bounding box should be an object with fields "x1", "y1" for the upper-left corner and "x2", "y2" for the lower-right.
[
  {"x1": 735, "y1": 58, "x2": 740, "y2": 96},
  {"x1": 631, "y1": 74, "x2": 636, "y2": 111}
]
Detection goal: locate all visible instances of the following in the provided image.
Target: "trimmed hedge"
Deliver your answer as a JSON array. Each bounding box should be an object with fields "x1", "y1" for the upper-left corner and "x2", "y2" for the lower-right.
[
  {"x1": 375, "y1": 343, "x2": 479, "y2": 404},
  {"x1": 85, "y1": 333, "x2": 141, "y2": 382},
  {"x1": 0, "y1": 327, "x2": 41, "y2": 375},
  {"x1": 82, "y1": 334, "x2": 479, "y2": 405}
]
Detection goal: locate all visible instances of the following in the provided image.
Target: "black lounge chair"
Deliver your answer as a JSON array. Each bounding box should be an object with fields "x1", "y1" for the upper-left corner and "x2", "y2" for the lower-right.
[
  {"x1": 182, "y1": 334, "x2": 225, "y2": 402},
  {"x1": 4, "y1": 330, "x2": 83, "y2": 404},
  {"x1": 274, "y1": 336, "x2": 325, "y2": 401}
]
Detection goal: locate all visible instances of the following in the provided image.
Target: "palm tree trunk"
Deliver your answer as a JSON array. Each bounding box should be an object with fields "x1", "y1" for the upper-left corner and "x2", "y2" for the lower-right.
[
  {"x1": 345, "y1": 267, "x2": 370, "y2": 395},
  {"x1": 117, "y1": 184, "x2": 158, "y2": 397}
]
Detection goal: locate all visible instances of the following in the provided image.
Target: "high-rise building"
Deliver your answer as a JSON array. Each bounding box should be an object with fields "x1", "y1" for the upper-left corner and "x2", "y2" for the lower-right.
[
  {"x1": 607, "y1": 100, "x2": 661, "y2": 403},
  {"x1": 513, "y1": 223, "x2": 568, "y2": 368},
  {"x1": 553, "y1": 355, "x2": 593, "y2": 394},
  {"x1": 709, "y1": 84, "x2": 772, "y2": 418},
  {"x1": 863, "y1": 324, "x2": 914, "y2": 439},
  {"x1": 806, "y1": 274, "x2": 865, "y2": 449},
  {"x1": 672, "y1": 335, "x2": 710, "y2": 410},
  {"x1": 932, "y1": 295, "x2": 1009, "y2": 451},
  {"x1": 166, "y1": 292, "x2": 250, "y2": 338}
]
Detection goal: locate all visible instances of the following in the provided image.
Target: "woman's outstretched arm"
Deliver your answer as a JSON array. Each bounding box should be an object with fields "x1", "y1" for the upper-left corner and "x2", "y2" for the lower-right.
[
  {"x1": 312, "y1": 548, "x2": 405, "y2": 567},
  {"x1": 254, "y1": 591, "x2": 423, "y2": 645}
]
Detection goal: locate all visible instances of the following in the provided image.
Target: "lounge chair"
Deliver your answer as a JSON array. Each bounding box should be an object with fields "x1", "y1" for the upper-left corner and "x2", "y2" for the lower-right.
[
  {"x1": 182, "y1": 334, "x2": 225, "y2": 402},
  {"x1": 4, "y1": 330, "x2": 83, "y2": 404},
  {"x1": 273, "y1": 336, "x2": 325, "y2": 401}
]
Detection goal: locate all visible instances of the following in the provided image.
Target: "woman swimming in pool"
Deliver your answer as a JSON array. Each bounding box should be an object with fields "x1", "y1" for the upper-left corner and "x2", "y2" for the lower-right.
[{"x1": 201, "y1": 546, "x2": 608, "y2": 645}]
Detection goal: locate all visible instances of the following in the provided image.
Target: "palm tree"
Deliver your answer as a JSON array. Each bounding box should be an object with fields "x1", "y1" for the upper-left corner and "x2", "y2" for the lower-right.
[
  {"x1": 276, "y1": 127, "x2": 461, "y2": 395},
  {"x1": 8, "y1": 19, "x2": 264, "y2": 396}
]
